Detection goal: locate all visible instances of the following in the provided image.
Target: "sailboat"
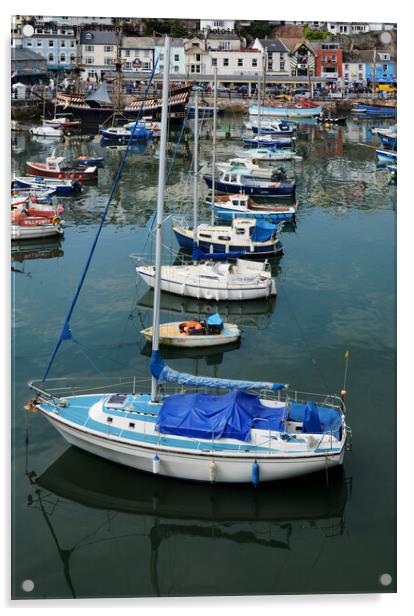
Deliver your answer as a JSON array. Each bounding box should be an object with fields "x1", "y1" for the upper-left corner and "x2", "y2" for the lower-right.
[{"x1": 28, "y1": 38, "x2": 350, "y2": 484}]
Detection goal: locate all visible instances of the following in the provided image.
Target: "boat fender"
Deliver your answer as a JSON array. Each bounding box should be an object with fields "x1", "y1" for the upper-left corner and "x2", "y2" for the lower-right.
[
  {"x1": 52, "y1": 215, "x2": 61, "y2": 225},
  {"x1": 252, "y1": 460, "x2": 260, "y2": 487},
  {"x1": 152, "y1": 454, "x2": 160, "y2": 474},
  {"x1": 208, "y1": 460, "x2": 216, "y2": 483}
]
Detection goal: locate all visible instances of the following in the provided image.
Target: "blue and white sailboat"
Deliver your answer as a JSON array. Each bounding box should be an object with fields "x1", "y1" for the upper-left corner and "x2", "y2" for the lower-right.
[{"x1": 28, "y1": 38, "x2": 349, "y2": 484}]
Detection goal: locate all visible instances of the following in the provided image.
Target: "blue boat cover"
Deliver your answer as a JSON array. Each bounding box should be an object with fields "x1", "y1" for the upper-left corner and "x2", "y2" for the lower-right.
[
  {"x1": 151, "y1": 351, "x2": 288, "y2": 392},
  {"x1": 207, "y1": 312, "x2": 223, "y2": 327},
  {"x1": 250, "y1": 221, "x2": 277, "y2": 242},
  {"x1": 156, "y1": 390, "x2": 286, "y2": 441},
  {"x1": 288, "y1": 401, "x2": 342, "y2": 436}
]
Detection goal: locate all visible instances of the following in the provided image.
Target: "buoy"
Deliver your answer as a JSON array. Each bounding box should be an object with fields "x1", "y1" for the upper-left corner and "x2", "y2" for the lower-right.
[
  {"x1": 341, "y1": 389, "x2": 348, "y2": 399},
  {"x1": 152, "y1": 454, "x2": 160, "y2": 474},
  {"x1": 208, "y1": 460, "x2": 216, "y2": 483},
  {"x1": 252, "y1": 460, "x2": 260, "y2": 487}
]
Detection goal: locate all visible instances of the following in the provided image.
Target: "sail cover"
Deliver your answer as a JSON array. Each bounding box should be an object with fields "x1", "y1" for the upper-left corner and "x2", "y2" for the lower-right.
[
  {"x1": 151, "y1": 351, "x2": 288, "y2": 392},
  {"x1": 156, "y1": 390, "x2": 286, "y2": 441},
  {"x1": 86, "y1": 82, "x2": 112, "y2": 106},
  {"x1": 250, "y1": 221, "x2": 277, "y2": 242}
]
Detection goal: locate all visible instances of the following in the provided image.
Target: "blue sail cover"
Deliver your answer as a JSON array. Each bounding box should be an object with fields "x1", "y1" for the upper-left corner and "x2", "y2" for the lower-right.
[
  {"x1": 151, "y1": 352, "x2": 288, "y2": 392},
  {"x1": 156, "y1": 390, "x2": 286, "y2": 441},
  {"x1": 250, "y1": 221, "x2": 277, "y2": 242}
]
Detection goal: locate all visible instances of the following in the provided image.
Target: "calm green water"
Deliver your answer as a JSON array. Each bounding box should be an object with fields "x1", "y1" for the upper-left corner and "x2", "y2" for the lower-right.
[{"x1": 11, "y1": 114, "x2": 396, "y2": 599}]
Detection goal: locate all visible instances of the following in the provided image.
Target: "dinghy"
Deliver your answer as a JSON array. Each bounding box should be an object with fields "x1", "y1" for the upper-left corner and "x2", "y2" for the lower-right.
[
  {"x1": 217, "y1": 158, "x2": 287, "y2": 179},
  {"x1": 11, "y1": 215, "x2": 64, "y2": 240},
  {"x1": 29, "y1": 125, "x2": 63, "y2": 138},
  {"x1": 14, "y1": 176, "x2": 82, "y2": 195},
  {"x1": 235, "y1": 148, "x2": 302, "y2": 162},
  {"x1": 243, "y1": 134, "x2": 294, "y2": 149},
  {"x1": 27, "y1": 153, "x2": 97, "y2": 181},
  {"x1": 140, "y1": 313, "x2": 240, "y2": 348}
]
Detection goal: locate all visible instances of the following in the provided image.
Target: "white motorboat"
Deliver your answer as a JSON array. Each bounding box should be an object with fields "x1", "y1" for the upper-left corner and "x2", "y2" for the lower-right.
[
  {"x1": 12, "y1": 218, "x2": 64, "y2": 240},
  {"x1": 29, "y1": 125, "x2": 63, "y2": 138},
  {"x1": 217, "y1": 158, "x2": 283, "y2": 179},
  {"x1": 235, "y1": 148, "x2": 302, "y2": 162}
]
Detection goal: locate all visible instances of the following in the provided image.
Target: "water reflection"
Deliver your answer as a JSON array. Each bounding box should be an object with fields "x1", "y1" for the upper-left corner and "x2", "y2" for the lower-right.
[{"x1": 28, "y1": 447, "x2": 351, "y2": 598}]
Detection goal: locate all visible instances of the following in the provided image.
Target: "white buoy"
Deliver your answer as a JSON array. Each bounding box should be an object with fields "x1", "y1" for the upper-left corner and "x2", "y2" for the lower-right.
[
  {"x1": 152, "y1": 454, "x2": 160, "y2": 474},
  {"x1": 208, "y1": 460, "x2": 216, "y2": 483}
]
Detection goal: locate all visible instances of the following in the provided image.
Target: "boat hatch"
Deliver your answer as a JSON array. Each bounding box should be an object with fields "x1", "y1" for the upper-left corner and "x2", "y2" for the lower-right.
[{"x1": 105, "y1": 394, "x2": 129, "y2": 409}]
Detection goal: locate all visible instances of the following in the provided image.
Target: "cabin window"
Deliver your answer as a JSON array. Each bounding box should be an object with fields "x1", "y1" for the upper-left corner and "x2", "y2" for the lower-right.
[
  {"x1": 236, "y1": 228, "x2": 245, "y2": 235},
  {"x1": 129, "y1": 422, "x2": 135, "y2": 429},
  {"x1": 230, "y1": 175, "x2": 237, "y2": 182},
  {"x1": 218, "y1": 235, "x2": 230, "y2": 241},
  {"x1": 199, "y1": 233, "x2": 211, "y2": 239},
  {"x1": 223, "y1": 174, "x2": 230, "y2": 181},
  {"x1": 107, "y1": 417, "x2": 113, "y2": 423}
]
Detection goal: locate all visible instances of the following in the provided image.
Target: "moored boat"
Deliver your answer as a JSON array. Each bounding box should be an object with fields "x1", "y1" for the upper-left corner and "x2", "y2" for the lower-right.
[
  {"x1": 208, "y1": 194, "x2": 297, "y2": 224},
  {"x1": 13, "y1": 176, "x2": 82, "y2": 195},
  {"x1": 249, "y1": 100, "x2": 322, "y2": 119},
  {"x1": 204, "y1": 170, "x2": 296, "y2": 198},
  {"x1": 140, "y1": 314, "x2": 240, "y2": 348},
  {"x1": 26, "y1": 154, "x2": 97, "y2": 181}
]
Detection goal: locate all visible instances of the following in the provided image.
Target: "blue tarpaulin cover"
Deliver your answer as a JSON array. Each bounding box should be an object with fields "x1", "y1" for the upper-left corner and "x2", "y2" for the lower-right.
[
  {"x1": 156, "y1": 390, "x2": 286, "y2": 441},
  {"x1": 250, "y1": 221, "x2": 277, "y2": 242}
]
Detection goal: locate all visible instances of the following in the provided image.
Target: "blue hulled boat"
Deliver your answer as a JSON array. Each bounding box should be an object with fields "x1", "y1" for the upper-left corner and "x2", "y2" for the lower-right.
[
  {"x1": 243, "y1": 135, "x2": 294, "y2": 149},
  {"x1": 352, "y1": 103, "x2": 396, "y2": 118},
  {"x1": 204, "y1": 171, "x2": 296, "y2": 198},
  {"x1": 376, "y1": 149, "x2": 397, "y2": 163},
  {"x1": 13, "y1": 176, "x2": 82, "y2": 195}
]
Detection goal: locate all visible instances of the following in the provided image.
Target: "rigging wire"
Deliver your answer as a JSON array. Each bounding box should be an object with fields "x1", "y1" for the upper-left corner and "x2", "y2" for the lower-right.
[{"x1": 41, "y1": 61, "x2": 161, "y2": 383}]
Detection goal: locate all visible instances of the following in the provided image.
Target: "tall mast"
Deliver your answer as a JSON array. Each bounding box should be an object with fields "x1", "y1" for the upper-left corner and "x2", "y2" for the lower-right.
[
  {"x1": 211, "y1": 67, "x2": 217, "y2": 224},
  {"x1": 193, "y1": 88, "x2": 199, "y2": 234},
  {"x1": 151, "y1": 35, "x2": 171, "y2": 403},
  {"x1": 115, "y1": 18, "x2": 123, "y2": 110},
  {"x1": 257, "y1": 52, "x2": 262, "y2": 143}
]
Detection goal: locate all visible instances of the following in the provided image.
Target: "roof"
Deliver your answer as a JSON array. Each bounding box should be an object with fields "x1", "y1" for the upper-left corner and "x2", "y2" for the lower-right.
[
  {"x1": 258, "y1": 39, "x2": 289, "y2": 53},
  {"x1": 11, "y1": 48, "x2": 47, "y2": 62},
  {"x1": 122, "y1": 36, "x2": 155, "y2": 49},
  {"x1": 80, "y1": 30, "x2": 118, "y2": 45},
  {"x1": 280, "y1": 38, "x2": 316, "y2": 54},
  {"x1": 154, "y1": 37, "x2": 185, "y2": 47}
]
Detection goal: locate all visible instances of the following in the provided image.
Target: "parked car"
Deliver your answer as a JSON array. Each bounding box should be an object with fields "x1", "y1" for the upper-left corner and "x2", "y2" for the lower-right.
[{"x1": 293, "y1": 88, "x2": 311, "y2": 99}]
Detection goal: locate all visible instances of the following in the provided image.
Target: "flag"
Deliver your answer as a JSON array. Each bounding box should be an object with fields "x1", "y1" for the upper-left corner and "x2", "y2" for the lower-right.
[{"x1": 344, "y1": 350, "x2": 349, "y2": 359}]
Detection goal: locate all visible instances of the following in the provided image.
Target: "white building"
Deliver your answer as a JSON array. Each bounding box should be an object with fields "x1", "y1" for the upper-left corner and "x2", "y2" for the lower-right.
[
  {"x1": 200, "y1": 20, "x2": 235, "y2": 33},
  {"x1": 207, "y1": 48, "x2": 263, "y2": 76},
  {"x1": 155, "y1": 38, "x2": 185, "y2": 75},
  {"x1": 342, "y1": 53, "x2": 366, "y2": 84},
  {"x1": 80, "y1": 30, "x2": 118, "y2": 80},
  {"x1": 121, "y1": 37, "x2": 155, "y2": 73},
  {"x1": 252, "y1": 38, "x2": 290, "y2": 75},
  {"x1": 184, "y1": 37, "x2": 210, "y2": 74}
]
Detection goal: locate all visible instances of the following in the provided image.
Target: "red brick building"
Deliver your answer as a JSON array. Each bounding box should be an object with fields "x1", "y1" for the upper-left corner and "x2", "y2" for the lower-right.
[{"x1": 315, "y1": 48, "x2": 343, "y2": 80}]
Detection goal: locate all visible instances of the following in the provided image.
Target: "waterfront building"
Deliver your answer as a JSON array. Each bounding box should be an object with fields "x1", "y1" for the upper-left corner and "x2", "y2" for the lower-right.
[
  {"x1": 251, "y1": 39, "x2": 290, "y2": 76},
  {"x1": 121, "y1": 36, "x2": 155, "y2": 73},
  {"x1": 155, "y1": 38, "x2": 185, "y2": 75},
  {"x1": 184, "y1": 37, "x2": 210, "y2": 75},
  {"x1": 22, "y1": 24, "x2": 77, "y2": 72},
  {"x1": 315, "y1": 47, "x2": 343, "y2": 82},
  {"x1": 281, "y1": 39, "x2": 316, "y2": 77},
  {"x1": 11, "y1": 47, "x2": 48, "y2": 84},
  {"x1": 80, "y1": 30, "x2": 118, "y2": 80},
  {"x1": 342, "y1": 52, "x2": 366, "y2": 86},
  {"x1": 359, "y1": 49, "x2": 397, "y2": 84}
]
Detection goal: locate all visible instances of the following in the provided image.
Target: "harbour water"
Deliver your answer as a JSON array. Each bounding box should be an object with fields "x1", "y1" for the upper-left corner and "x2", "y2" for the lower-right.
[{"x1": 11, "y1": 114, "x2": 396, "y2": 598}]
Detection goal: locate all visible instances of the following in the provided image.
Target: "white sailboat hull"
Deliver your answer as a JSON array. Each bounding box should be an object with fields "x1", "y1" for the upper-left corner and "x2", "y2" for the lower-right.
[
  {"x1": 44, "y1": 412, "x2": 345, "y2": 483},
  {"x1": 137, "y1": 263, "x2": 276, "y2": 301}
]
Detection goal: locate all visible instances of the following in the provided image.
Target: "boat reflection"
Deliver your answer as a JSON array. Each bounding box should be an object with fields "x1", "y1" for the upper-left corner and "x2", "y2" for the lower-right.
[
  {"x1": 140, "y1": 339, "x2": 240, "y2": 363},
  {"x1": 11, "y1": 238, "x2": 64, "y2": 269},
  {"x1": 137, "y1": 288, "x2": 276, "y2": 329},
  {"x1": 29, "y1": 447, "x2": 351, "y2": 598}
]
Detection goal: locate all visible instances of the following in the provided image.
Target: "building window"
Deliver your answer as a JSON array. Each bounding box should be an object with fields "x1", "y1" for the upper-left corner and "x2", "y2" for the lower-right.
[
  {"x1": 345, "y1": 63, "x2": 349, "y2": 69},
  {"x1": 322, "y1": 55, "x2": 327, "y2": 63},
  {"x1": 383, "y1": 64, "x2": 388, "y2": 71},
  {"x1": 71, "y1": 41, "x2": 75, "y2": 47},
  {"x1": 212, "y1": 58, "x2": 217, "y2": 66},
  {"x1": 174, "y1": 54, "x2": 179, "y2": 61},
  {"x1": 195, "y1": 53, "x2": 201, "y2": 62},
  {"x1": 345, "y1": 72, "x2": 349, "y2": 79},
  {"x1": 104, "y1": 57, "x2": 113, "y2": 65},
  {"x1": 26, "y1": 40, "x2": 32, "y2": 47},
  {"x1": 358, "y1": 63, "x2": 363, "y2": 70},
  {"x1": 70, "y1": 53, "x2": 75, "y2": 62},
  {"x1": 252, "y1": 58, "x2": 257, "y2": 67},
  {"x1": 330, "y1": 55, "x2": 336, "y2": 62},
  {"x1": 358, "y1": 73, "x2": 363, "y2": 80},
  {"x1": 37, "y1": 41, "x2": 42, "y2": 47},
  {"x1": 280, "y1": 61, "x2": 285, "y2": 70},
  {"x1": 104, "y1": 45, "x2": 113, "y2": 53},
  {"x1": 125, "y1": 50, "x2": 130, "y2": 57},
  {"x1": 49, "y1": 40, "x2": 54, "y2": 47},
  {"x1": 48, "y1": 53, "x2": 54, "y2": 62},
  {"x1": 237, "y1": 58, "x2": 243, "y2": 67},
  {"x1": 86, "y1": 45, "x2": 94, "y2": 52},
  {"x1": 280, "y1": 53, "x2": 285, "y2": 60},
  {"x1": 61, "y1": 40, "x2": 66, "y2": 47},
  {"x1": 60, "y1": 53, "x2": 66, "y2": 63},
  {"x1": 85, "y1": 56, "x2": 93, "y2": 64},
  {"x1": 223, "y1": 58, "x2": 229, "y2": 66},
  {"x1": 160, "y1": 53, "x2": 164, "y2": 60},
  {"x1": 174, "y1": 66, "x2": 179, "y2": 72},
  {"x1": 214, "y1": 21, "x2": 223, "y2": 27}
]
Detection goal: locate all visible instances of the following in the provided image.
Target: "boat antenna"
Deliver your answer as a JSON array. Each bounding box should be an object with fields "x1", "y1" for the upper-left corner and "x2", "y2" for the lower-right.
[
  {"x1": 193, "y1": 87, "x2": 199, "y2": 236},
  {"x1": 210, "y1": 67, "x2": 217, "y2": 224},
  {"x1": 151, "y1": 35, "x2": 171, "y2": 403},
  {"x1": 341, "y1": 350, "x2": 350, "y2": 401}
]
